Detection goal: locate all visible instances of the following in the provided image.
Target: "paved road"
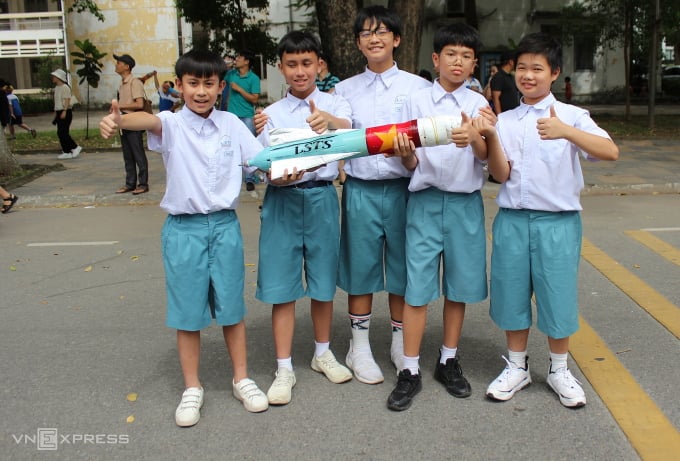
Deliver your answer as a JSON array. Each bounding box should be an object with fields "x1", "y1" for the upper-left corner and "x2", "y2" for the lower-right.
[{"x1": 1, "y1": 105, "x2": 679, "y2": 459}]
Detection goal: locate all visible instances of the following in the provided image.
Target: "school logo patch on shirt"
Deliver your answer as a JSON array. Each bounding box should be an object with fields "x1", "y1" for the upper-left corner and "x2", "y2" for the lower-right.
[{"x1": 393, "y1": 95, "x2": 408, "y2": 113}]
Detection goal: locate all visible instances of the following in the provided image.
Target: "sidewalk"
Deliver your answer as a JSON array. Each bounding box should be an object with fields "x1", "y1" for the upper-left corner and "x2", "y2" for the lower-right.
[{"x1": 8, "y1": 106, "x2": 680, "y2": 209}]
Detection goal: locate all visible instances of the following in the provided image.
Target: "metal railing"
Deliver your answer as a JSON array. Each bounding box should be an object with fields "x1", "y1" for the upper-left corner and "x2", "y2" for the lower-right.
[{"x1": 0, "y1": 12, "x2": 65, "y2": 58}]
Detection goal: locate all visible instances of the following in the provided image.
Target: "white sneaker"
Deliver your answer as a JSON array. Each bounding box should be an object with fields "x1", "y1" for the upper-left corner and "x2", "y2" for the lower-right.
[
  {"x1": 390, "y1": 332, "x2": 404, "y2": 371},
  {"x1": 57, "y1": 152, "x2": 73, "y2": 159},
  {"x1": 486, "y1": 355, "x2": 532, "y2": 401},
  {"x1": 175, "y1": 387, "x2": 204, "y2": 427},
  {"x1": 547, "y1": 364, "x2": 586, "y2": 408},
  {"x1": 71, "y1": 145, "x2": 82, "y2": 158},
  {"x1": 233, "y1": 378, "x2": 268, "y2": 413},
  {"x1": 267, "y1": 368, "x2": 296, "y2": 405},
  {"x1": 346, "y1": 340, "x2": 384, "y2": 384},
  {"x1": 311, "y1": 349, "x2": 353, "y2": 383}
]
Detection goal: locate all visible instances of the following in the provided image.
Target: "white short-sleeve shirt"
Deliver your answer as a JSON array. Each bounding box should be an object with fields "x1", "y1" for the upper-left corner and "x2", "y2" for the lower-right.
[
  {"x1": 258, "y1": 87, "x2": 352, "y2": 183},
  {"x1": 334, "y1": 63, "x2": 432, "y2": 180},
  {"x1": 406, "y1": 79, "x2": 489, "y2": 193},
  {"x1": 147, "y1": 106, "x2": 263, "y2": 215},
  {"x1": 495, "y1": 93, "x2": 611, "y2": 211}
]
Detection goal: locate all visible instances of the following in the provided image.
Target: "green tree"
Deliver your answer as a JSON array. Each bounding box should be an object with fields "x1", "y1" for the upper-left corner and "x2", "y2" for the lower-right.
[
  {"x1": 66, "y1": 0, "x2": 105, "y2": 22},
  {"x1": 175, "y1": 0, "x2": 279, "y2": 66},
  {"x1": 71, "y1": 39, "x2": 107, "y2": 138}
]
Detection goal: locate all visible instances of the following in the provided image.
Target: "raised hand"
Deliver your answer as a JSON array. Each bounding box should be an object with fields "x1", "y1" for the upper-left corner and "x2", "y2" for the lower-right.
[
  {"x1": 536, "y1": 105, "x2": 567, "y2": 140},
  {"x1": 100, "y1": 99, "x2": 121, "y2": 139},
  {"x1": 306, "y1": 100, "x2": 328, "y2": 133},
  {"x1": 451, "y1": 111, "x2": 472, "y2": 148}
]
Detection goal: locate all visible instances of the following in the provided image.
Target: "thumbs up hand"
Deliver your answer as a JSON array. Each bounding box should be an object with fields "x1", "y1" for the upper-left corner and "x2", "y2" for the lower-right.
[
  {"x1": 451, "y1": 111, "x2": 473, "y2": 148},
  {"x1": 536, "y1": 105, "x2": 566, "y2": 140},
  {"x1": 306, "y1": 99, "x2": 330, "y2": 134},
  {"x1": 100, "y1": 99, "x2": 121, "y2": 139}
]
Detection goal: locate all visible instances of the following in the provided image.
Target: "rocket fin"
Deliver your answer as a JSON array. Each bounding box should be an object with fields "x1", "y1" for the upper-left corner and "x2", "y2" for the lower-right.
[{"x1": 270, "y1": 152, "x2": 361, "y2": 179}]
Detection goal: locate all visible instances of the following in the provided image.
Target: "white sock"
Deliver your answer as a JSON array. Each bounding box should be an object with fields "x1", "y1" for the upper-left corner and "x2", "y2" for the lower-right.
[
  {"x1": 314, "y1": 341, "x2": 330, "y2": 358},
  {"x1": 277, "y1": 357, "x2": 293, "y2": 372},
  {"x1": 440, "y1": 345, "x2": 457, "y2": 364},
  {"x1": 508, "y1": 350, "x2": 527, "y2": 368},
  {"x1": 349, "y1": 313, "x2": 371, "y2": 350},
  {"x1": 402, "y1": 355, "x2": 420, "y2": 375},
  {"x1": 391, "y1": 319, "x2": 403, "y2": 349},
  {"x1": 549, "y1": 352, "x2": 568, "y2": 372}
]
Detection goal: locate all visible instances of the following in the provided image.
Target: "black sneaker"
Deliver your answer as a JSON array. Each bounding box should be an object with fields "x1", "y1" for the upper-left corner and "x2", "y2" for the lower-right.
[
  {"x1": 387, "y1": 369, "x2": 422, "y2": 411},
  {"x1": 434, "y1": 355, "x2": 471, "y2": 398}
]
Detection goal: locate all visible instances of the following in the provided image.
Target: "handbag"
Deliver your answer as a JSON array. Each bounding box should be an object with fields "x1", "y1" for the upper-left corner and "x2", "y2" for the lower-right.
[{"x1": 142, "y1": 97, "x2": 152, "y2": 114}]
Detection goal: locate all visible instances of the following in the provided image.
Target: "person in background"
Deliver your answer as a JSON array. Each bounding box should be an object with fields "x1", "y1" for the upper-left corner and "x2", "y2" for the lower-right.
[
  {"x1": 113, "y1": 53, "x2": 149, "y2": 195},
  {"x1": 1, "y1": 185, "x2": 18, "y2": 214},
  {"x1": 152, "y1": 71, "x2": 182, "y2": 112},
  {"x1": 316, "y1": 52, "x2": 340, "y2": 94},
  {"x1": 5, "y1": 85, "x2": 36, "y2": 139},
  {"x1": 483, "y1": 63, "x2": 499, "y2": 107},
  {"x1": 224, "y1": 50, "x2": 261, "y2": 191},
  {"x1": 219, "y1": 54, "x2": 236, "y2": 111},
  {"x1": 50, "y1": 69, "x2": 81, "y2": 160},
  {"x1": 565, "y1": 76, "x2": 573, "y2": 102},
  {"x1": 418, "y1": 69, "x2": 433, "y2": 82}
]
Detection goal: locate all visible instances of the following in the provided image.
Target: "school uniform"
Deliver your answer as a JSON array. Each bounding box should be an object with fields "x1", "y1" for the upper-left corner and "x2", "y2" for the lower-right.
[
  {"x1": 256, "y1": 88, "x2": 352, "y2": 304},
  {"x1": 335, "y1": 64, "x2": 431, "y2": 295},
  {"x1": 148, "y1": 106, "x2": 263, "y2": 330},
  {"x1": 403, "y1": 80, "x2": 489, "y2": 307},
  {"x1": 490, "y1": 93, "x2": 612, "y2": 338}
]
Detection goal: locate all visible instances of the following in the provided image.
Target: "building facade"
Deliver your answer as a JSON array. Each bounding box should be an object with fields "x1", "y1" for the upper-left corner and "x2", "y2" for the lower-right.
[{"x1": 0, "y1": 0, "x2": 625, "y2": 106}]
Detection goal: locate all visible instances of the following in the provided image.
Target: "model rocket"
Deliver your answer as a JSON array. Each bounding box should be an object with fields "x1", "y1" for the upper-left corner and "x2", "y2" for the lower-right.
[{"x1": 247, "y1": 115, "x2": 462, "y2": 179}]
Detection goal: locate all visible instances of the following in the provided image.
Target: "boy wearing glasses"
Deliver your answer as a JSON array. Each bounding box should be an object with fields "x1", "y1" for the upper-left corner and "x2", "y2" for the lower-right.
[
  {"x1": 334, "y1": 5, "x2": 431, "y2": 385},
  {"x1": 387, "y1": 23, "x2": 492, "y2": 411}
]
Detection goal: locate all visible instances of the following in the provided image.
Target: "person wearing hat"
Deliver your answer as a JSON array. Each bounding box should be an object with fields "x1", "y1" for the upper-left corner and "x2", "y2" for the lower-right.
[
  {"x1": 51, "y1": 69, "x2": 82, "y2": 159},
  {"x1": 113, "y1": 53, "x2": 149, "y2": 195}
]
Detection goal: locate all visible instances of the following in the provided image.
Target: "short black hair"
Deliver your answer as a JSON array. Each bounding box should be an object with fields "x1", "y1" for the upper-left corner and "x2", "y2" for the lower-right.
[
  {"x1": 353, "y1": 5, "x2": 402, "y2": 39},
  {"x1": 514, "y1": 32, "x2": 562, "y2": 72},
  {"x1": 500, "y1": 50, "x2": 515, "y2": 66},
  {"x1": 175, "y1": 49, "x2": 228, "y2": 80},
  {"x1": 238, "y1": 49, "x2": 256, "y2": 68},
  {"x1": 277, "y1": 30, "x2": 321, "y2": 60},
  {"x1": 433, "y1": 23, "x2": 481, "y2": 55}
]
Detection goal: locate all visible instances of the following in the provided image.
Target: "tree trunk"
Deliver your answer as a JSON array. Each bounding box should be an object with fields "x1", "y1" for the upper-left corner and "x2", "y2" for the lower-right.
[
  {"x1": 389, "y1": 0, "x2": 425, "y2": 74},
  {"x1": 0, "y1": 131, "x2": 20, "y2": 177},
  {"x1": 315, "y1": 0, "x2": 364, "y2": 80}
]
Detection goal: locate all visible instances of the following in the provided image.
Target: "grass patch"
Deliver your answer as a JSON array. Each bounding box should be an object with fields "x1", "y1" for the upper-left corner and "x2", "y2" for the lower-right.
[
  {"x1": 591, "y1": 114, "x2": 680, "y2": 139},
  {"x1": 8, "y1": 127, "x2": 123, "y2": 152}
]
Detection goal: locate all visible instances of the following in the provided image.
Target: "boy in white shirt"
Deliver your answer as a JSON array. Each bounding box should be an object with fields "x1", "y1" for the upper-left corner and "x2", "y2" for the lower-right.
[
  {"x1": 479, "y1": 33, "x2": 619, "y2": 408},
  {"x1": 256, "y1": 30, "x2": 354, "y2": 406},
  {"x1": 387, "y1": 23, "x2": 492, "y2": 411},
  {"x1": 100, "y1": 49, "x2": 269, "y2": 427},
  {"x1": 334, "y1": 5, "x2": 432, "y2": 385}
]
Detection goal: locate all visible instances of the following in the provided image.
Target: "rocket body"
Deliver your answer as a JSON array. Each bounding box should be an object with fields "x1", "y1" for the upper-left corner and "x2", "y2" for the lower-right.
[{"x1": 247, "y1": 115, "x2": 462, "y2": 176}]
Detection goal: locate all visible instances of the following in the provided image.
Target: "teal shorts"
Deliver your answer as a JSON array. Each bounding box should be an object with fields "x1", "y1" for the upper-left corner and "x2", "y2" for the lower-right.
[
  {"x1": 489, "y1": 208, "x2": 582, "y2": 339},
  {"x1": 404, "y1": 188, "x2": 488, "y2": 306},
  {"x1": 337, "y1": 176, "x2": 409, "y2": 295},
  {"x1": 161, "y1": 210, "x2": 246, "y2": 331},
  {"x1": 256, "y1": 184, "x2": 339, "y2": 304}
]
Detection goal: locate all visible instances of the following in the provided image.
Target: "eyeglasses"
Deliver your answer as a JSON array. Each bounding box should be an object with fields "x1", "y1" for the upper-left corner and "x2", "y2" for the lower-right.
[
  {"x1": 358, "y1": 28, "x2": 391, "y2": 40},
  {"x1": 443, "y1": 52, "x2": 477, "y2": 64}
]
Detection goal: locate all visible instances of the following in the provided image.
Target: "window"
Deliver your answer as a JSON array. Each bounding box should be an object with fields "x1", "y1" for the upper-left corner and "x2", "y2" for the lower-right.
[
  {"x1": 573, "y1": 34, "x2": 595, "y2": 71},
  {"x1": 246, "y1": 0, "x2": 267, "y2": 8},
  {"x1": 446, "y1": 0, "x2": 464, "y2": 16}
]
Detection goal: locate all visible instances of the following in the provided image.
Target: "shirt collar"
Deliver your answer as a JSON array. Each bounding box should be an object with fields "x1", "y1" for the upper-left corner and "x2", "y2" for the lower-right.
[
  {"x1": 283, "y1": 87, "x2": 321, "y2": 112},
  {"x1": 517, "y1": 92, "x2": 557, "y2": 119},
  {"x1": 361, "y1": 62, "x2": 399, "y2": 88},
  {"x1": 179, "y1": 105, "x2": 218, "y2": 133},
  {"x1": 431, "y1": 79, "x2": 465, "y2": 107}
]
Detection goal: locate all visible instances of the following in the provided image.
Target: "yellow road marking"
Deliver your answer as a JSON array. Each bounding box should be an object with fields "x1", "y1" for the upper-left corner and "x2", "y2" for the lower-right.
[
  {"x1": 581, "y1": 238, "x2": 680, "y2": 339},
  {"x1": 572, "y1": 318, "x2": 680, "y2": 460},
  {"x1": 625, "y1": 229, "x2": 680, "y2": 267}
]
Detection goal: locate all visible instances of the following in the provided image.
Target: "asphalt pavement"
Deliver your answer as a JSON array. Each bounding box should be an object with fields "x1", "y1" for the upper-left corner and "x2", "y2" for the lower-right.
[{"x1": 1, "y1": 106, "x2": 679, "y2": 460}]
